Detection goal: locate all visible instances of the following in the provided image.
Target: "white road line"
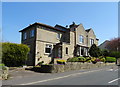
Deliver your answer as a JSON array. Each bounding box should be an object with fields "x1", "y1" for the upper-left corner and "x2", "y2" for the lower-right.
[
  {"x1": 108, "y1": 78, "x2": 120, "y2": 84},
  {"x1": 114, "y1": 69, "x2": 118, "y2": 72},
  {"x1": 19, "y1": 69, "x2": 103, "y2": 85},
  {"x1": 107, "y1": 69, "x2": 114, "y2": 71}
]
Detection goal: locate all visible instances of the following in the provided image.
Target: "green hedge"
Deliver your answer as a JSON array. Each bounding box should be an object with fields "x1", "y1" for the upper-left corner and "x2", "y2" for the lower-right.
[
  {"x1": 2, "y1": 42, "x2": 30, "y2": 67},
  {"x1": 109, "y1": 51, "x2": 120, "y2": 58},
  {"x1": 106, "y1": 57, "x2": 116, "y2": 63}
]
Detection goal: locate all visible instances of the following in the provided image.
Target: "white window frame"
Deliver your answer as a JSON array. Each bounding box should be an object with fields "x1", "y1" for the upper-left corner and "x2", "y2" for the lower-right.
[
  {"x1": 30, "y1": 29, "x2": 35, "y2": 37},
  {"x1": 57, "y1": 33, "x2": 60, "y2": 39},
  {"x1": 23, "y1": 32, "x2": 27, "y2": 40},
  {"x1": 90, "y1": 39, "x2": 94, "y2": 46},
  {"x1": 45, "y1": 44, "x2": 52, "y2": 54},
  {"x1": 79, "y1": 35, "x2": 84, "y2": 43}
]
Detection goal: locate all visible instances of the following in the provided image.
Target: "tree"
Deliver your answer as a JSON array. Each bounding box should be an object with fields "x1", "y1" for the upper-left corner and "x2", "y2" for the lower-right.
[
  {"x1": 2, "y1": 42, "x2": 30, "y2": 67},
  {"x1": 106, "y1": 37, "x2": 120, "y2": 52},
  {"x1": 101, "y1": 49, "x2": 109, "y2": 57},
  {"x1": 89, "y1": 44, "x2": 101, "y2": 57}
]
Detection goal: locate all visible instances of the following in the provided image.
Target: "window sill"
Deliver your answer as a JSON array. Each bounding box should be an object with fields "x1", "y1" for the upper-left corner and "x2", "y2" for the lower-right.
[
  {"x1": 65, "y1": 54, "x2": 69, "y2": 56},
  {"x1": 44, "y1": 53, "x2": 51, "y2": 55},
  {"x1": 54, "y1": 57, "x2": 62, "y2": 59}
]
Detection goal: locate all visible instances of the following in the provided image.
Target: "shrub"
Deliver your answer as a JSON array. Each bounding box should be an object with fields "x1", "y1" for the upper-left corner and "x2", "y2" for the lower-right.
[
  {"x1": 95, "y1": 58, "x2": 101, "y2": 62},
  {"x1": 89, "y1": 44, "x2": 101, "y2": 57},
  {"x1": 106, "y1": 57, "x2": 116, "y2": 63},
  {"x1": 100, "y1": 58, "x2": 106, "y2": 62},
  {"x1": 91, "y1": 57, "x2": 97, "y2": 64},
  {"x1": 78, "y1": 57, "x2": 86, "y2": 62},
  {"x1": 2, "y1": 42, "x2": 30, "y2": 67},
  {"x1": 86, "y1": 60, "x2": 91, "y2": 63},
  {"x1": 0, "y1": 63, "x2": 5, "y2": 66},
  {"x1": 109, "y1": 51, "x2": 120, "y2": 58},
  {"x1": 67, "y1": 57, "x2": 79, "y2": 62},
  {"x1": 57, "y1": 60, "x2": 66, "y2": 64},
  {"x1": 101, "y1": 49, "x2": 109, "y2": 57},
  {"x1": 67, "y1": 57, "x2": 86, "y2": 62}
]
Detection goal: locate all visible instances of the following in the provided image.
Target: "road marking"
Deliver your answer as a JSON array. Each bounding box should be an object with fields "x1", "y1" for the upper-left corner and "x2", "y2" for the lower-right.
[
  {"x1": 108, "y1": 78, "x2": 120, "y2": 84},
  {"x1": 107, "y1": 69, "x2": 114, "y2": 71},
  {"x1": 19, "y1": 69, "x2": 103, "y2": 85},
  {"x1": 114, "y1": 69, "x2": 118, "y2": 72}
]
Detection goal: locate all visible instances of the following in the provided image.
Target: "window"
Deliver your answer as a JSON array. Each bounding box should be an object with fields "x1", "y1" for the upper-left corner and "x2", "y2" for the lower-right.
[
  {"x1": 79, "y1": 35, "x2": 84, "y2": 43},
  {"x1": 90, "y1": 39, "x2": 94, "y2": 46},
  {"x1": 30, "y1": 29, "x2": 35, "y2": 37},
  {"x1": 57, "y1": 33, "x2": 60, "y2": 39},
  {"x1": 81, "y1": 47, "x2": 84, "y2": 55},
  {"x1": 45, "y1": 44, "x2": 52, "y2": 53},
  {"x1": 23, "y1": 32, "x2": 27, "y2": 40},
  {"x1": 66, "y1": 47, "x2": 68, "y2": 54}
]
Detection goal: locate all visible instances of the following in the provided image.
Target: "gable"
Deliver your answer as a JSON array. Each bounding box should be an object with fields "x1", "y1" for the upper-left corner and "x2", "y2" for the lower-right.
[
  {"x1": 76, "y1": 24, "x2": 87, "y2": 35},
  {"x1": 87, "y1": 28, "x2": 96, "y2": 37}
]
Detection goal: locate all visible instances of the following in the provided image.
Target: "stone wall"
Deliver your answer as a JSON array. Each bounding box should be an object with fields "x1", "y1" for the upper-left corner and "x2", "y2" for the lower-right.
[
  {"x1": 33, "y1": 62, "x2": 115, "y2": 73},
  {"x1": 0, "y1": 67, "x2": 9, "y2": 80}
]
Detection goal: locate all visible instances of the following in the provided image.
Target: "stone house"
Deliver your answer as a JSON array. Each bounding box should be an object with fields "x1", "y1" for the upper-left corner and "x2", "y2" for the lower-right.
[
  {"x1": 99, "y1": 40, "x2": 110, "y2": 50},
  {"x1": 19, "y1": 22, "x2": 99, "y2": 66}
]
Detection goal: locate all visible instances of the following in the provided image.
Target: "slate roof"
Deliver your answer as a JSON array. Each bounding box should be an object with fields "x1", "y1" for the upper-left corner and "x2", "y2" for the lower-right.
[
  {"x1": 85, "y1": 29, "x2": 91, "y2": 32},
  {"x1": 19, "y1": 22, "x2": 66, "y2": 32}
]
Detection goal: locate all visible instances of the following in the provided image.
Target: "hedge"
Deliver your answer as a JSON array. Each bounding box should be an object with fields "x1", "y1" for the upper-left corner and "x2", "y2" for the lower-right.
[
  {"x1": 2, "y1": 42, "x2": 30, "y2": 67},
  {"x1": 106, "y1": 57, "x2": 116, "y2": 63}
]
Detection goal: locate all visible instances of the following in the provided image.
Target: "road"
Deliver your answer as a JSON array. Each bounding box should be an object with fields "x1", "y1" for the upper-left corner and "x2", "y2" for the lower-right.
[{"x1": 2, "y1": 64, "x2": 120, "y2": 86}]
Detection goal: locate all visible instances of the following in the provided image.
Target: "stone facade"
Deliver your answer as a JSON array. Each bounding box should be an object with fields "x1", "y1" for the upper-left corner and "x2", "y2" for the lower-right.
[{"x1": 19, "y1": 22, "x2": 99, "y2": 66}]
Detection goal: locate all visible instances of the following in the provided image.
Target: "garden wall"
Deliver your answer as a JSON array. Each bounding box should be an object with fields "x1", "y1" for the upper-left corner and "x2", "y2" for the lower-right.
[
  {"x1": 0, "y1": 67, "x2": 9, "y2": 80},
  {"x1": 33, "y1": 62, "x2": 115, "y2": 73}
]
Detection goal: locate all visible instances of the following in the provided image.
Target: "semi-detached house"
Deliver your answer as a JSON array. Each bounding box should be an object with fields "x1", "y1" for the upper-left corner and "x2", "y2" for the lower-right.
[{"x1": 19, "y1": 22, "x2": 99, "y2": 66}]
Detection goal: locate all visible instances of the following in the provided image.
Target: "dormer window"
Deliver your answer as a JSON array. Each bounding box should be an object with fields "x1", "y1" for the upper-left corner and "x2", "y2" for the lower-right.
[
  {"x1": 30, "y1": 29, "x2": 35, "y2": 37},
  {"x1": 23, "y1": 32, "x2": 27, "y2": 40}
]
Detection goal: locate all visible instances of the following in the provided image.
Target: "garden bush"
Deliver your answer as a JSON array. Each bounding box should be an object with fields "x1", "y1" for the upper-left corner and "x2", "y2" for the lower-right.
[
  {"x1": 86, "y1": 59, "x2": 91, "y2": 63},
  {"x1": 77, "y1": 57, "x2": 86, "y2": 62},
  {"x1": 100, "y1": 58, "x2": 106, "y2": 62},
  {"x1": 109, "y1": 51, "x2": 120, "y2": 58},
  {"x1": 91, "y1": 58, "x2": 97, "y2": 64},
  {"x1": 89, "y1": 44, "x2": 101, "y2": 57},
  {"x1": 106, "y1": 57, "x2": 116, "y2": 63},
  {"x1": 67, "y1": 57, "x2": 79, "y2": 62},
  {"x1": 2, "y1": 42, "x2": 30, "y2": 67},
  {"x1": 67, "y1": 57, "x2": 86, "y2": 62}
]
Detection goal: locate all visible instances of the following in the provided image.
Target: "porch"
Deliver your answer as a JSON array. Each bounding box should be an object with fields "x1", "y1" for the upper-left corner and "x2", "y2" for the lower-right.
[{"x1": 74, "y1": 45, "x2": 89, "y2": 57}]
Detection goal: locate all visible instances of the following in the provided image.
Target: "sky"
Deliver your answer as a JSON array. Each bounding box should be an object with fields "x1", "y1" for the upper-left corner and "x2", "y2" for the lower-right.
[{"x1": 2, "y1": 2, "x2": 118, "y2": 45}]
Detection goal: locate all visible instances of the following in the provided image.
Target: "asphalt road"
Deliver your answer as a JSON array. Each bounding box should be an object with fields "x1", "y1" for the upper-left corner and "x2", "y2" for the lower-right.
[{"x1": 2, "y1": 64, "x2": 120, "y2": 86}]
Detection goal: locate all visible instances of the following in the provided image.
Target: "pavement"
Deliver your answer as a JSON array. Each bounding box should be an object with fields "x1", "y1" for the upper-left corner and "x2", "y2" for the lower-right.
[
  {"x1": 8, "y1": 67, "x2": 46, "y2": 79},
  {"x1": 2, "y1": 64, "x2": 119, "y2": 86}
]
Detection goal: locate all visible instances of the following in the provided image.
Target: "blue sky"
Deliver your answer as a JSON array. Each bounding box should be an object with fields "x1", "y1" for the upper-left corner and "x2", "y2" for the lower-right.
[{"x1": 2, "y1": 2, "x2": 118, "y2": 45}]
